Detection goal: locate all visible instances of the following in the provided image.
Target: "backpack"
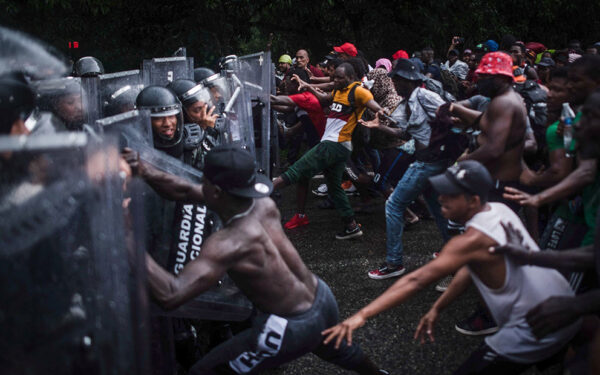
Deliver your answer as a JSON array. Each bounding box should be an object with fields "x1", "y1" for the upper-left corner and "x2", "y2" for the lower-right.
[
  {"x1": 514, "y1": 80, "x2": 547, "y2": 147},
  {"x1": 414, "y1": 92, "x2": 468, "y2": 163},
  {"x1": 439, "y1": 69, "x2": 460, "y2": 99},
  {"x1": 423, "y1": 77, "x2": 456, "y2": 103}
]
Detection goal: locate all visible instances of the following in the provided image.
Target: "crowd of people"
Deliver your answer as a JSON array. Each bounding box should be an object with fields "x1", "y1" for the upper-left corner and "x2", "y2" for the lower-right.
[
  {"x1": 272, "y1": 37, "x2": 600, "y2": 374},
  {"x1": 1, "y1": 25, "x2": 600, "y2": 374}
]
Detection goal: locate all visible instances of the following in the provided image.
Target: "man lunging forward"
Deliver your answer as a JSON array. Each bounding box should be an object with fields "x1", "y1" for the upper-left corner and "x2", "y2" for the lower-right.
[
  {"x1": 124, "y1": 144, "x2": 385, "y2": 375},
  {"x1": 323, "y1": 160, "x2": 580, "y2": 375}
]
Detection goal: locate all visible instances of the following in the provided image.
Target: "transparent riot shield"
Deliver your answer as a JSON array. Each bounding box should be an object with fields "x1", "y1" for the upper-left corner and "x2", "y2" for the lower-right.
[
  {"x1": 238, "y1": 51, "x2": 273, "y2": 176},
  {"x1": 30, "y1": 77, "x2": 88, "y2": 133},
  {"x1": 96, "y1": 109, "x2": 153, "y2": 149},
  {"x1": 141, "y1": 56, "x2": 194, "y2": 87},
  {"x1": 0, "y1": 26, "x2": 68, "y2": 79},
  {"x1": 214, "y1": 60, "x2": 255, "y2": 160},
  {"x1": 81, "y1": 75, "x2": 102, "y2": 126},
  {"x1": 0, "y1": 134, "x2": 149, "y2": 375},
  {"x1": 99, "y1": 69, "x2": 144, "y2": 117}
]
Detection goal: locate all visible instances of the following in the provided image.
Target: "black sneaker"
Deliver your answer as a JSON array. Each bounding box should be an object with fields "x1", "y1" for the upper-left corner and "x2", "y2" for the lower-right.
[
  {"x1": 455, "y1": 308, "x2": 499, "y2": 336},
  {"x1": 368, "y1": 263, "x2": 406, "y2": 280},
  {"x1": 335, "y1": 223, "x2": 363, "y2": 240}
]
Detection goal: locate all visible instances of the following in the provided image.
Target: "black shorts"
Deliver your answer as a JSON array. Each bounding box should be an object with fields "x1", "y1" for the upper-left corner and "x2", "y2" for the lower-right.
[{"x1": 189, "y1": 279, "x2": 365, "y2": 374}]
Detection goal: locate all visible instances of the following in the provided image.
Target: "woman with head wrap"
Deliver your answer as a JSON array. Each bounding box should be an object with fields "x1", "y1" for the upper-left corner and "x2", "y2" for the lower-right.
[{"x1": 375, "y1": 58, "x2": 392, "y2": 73}]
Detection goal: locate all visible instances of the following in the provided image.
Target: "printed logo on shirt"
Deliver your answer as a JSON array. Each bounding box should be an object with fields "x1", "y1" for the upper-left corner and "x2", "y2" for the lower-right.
[{"x1": 228, "y1": 315, "x2": 288, "y2": 373}]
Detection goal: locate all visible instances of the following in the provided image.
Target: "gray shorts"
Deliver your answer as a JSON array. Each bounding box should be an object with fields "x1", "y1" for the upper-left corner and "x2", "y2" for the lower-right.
[{"x1": 189, "y1": 278, "x2": 365, "y2": 374}]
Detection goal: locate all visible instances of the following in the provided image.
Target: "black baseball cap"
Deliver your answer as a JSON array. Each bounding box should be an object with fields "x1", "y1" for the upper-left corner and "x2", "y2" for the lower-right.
[
  {"x1": 428, "y1": 160, "x2": 493, "y2": 200},
  {"x1": 388, "y1": 58, "x2": 425, "y2": 81},
  {"x1": 203, "y1": 144, "x2": 273, "y2": 198}
]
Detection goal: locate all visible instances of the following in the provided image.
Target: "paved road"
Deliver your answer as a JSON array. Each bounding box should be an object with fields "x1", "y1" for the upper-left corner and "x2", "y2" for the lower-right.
[{"x1": 265, "y1": 181, "x2": 488, "y2": 375}]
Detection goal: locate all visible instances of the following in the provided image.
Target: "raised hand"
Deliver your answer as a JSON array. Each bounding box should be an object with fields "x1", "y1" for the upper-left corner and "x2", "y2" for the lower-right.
[{"x1": 201, "y1": 104, "x2": 219, "y2": 128}]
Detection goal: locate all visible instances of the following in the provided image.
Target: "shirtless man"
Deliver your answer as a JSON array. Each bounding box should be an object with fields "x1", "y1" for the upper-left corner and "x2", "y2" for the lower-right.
[
  {"x1": 449, "y1": 52, "x2": 528, "y2": 212},
  {"x1": 124, "y1": 144, "x2": 384, "y2": 375},
  {"x1": 323, "y1": 160, "x2": 580, "y2": 374}
]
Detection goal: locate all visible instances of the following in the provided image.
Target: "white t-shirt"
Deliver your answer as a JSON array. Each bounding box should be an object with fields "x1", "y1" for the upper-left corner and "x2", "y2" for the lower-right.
[{"x1": 466, "y1": 202, "x2": 581, "y2": 363}]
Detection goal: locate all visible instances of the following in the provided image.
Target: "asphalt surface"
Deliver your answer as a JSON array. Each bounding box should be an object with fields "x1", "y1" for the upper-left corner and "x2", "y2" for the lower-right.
[{"x1": 264, "y1": 178, "x2": 540, "y2": 375}]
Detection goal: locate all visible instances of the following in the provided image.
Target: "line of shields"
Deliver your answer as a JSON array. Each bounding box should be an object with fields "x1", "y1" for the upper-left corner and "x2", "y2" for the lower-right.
[{"x1": 0, "y1": 47, "x2": 276, "y2": 374}]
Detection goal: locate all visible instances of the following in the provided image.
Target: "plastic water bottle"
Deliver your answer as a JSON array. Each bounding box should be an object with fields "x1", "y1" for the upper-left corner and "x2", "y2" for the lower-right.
[{"x1": 561, "y1": 103, "x2": 575, "y2": 157}]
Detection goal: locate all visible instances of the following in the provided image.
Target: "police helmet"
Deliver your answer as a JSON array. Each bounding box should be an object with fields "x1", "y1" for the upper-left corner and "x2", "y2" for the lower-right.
[
  {"x1": 73, "y1": 56, "x2": 105, "y2": 77},
  {"x1": 0, "y1": 73, "x2": 35, "y2": 134}
]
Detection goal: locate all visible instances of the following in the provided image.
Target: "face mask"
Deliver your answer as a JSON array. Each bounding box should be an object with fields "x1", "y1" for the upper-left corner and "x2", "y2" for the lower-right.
[{"x1": 476, "y1": 77, "x2": 497, "y2": 97}]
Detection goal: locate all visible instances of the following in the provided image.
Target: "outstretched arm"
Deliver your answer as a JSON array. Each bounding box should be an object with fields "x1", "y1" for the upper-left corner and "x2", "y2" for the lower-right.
[
  {"x1": 414, "y1": 266, "x2": 472, "y2": 343},
  {"x1": 449, "y1": 102, "x2": 482, "y2": 127},
  {"x1": 145, "y1": 230, "x2": 233, "y2": 310},
  {"x1": 123, "y1": 148, "x2": 205, "y2": 203},
  {"x1": 270, "y1": 94, "x2": 296, "y2": 108},
  {"x1": 491, "y1": 243, "x2": 594, "y2": 271},
  {"x1": 322, "y1": 233, "x2": 485, "y2": 348},
  {"x1": 504, "y1": 157, "x2": 597, "y2": 207},
  {"x1": 359, "y1": 113, "x2": 403, "y2": 137},
  {"x1": 520, "y1": 148, "x2": 573, "y2": 188}
]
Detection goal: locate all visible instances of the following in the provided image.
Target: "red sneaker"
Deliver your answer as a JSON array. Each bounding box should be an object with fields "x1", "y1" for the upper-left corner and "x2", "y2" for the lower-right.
[{"x1": 284, "y1": 213, "x2": 309, "y2": 229}]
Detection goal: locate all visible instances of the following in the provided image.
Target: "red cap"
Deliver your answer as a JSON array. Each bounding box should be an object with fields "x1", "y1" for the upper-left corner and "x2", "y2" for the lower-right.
[
  {"x1": 333, "y1": 42, "x2": 358, "y2": 57},
  {"x1": 525, "y1": 42, "x2": 546, "y2": 54},
  {"x1": 475, "y1": 52, "x2": 515, "y2": 81},
  {"x1": 392, "y1": 50, "x2": 409, "y2": 60}
]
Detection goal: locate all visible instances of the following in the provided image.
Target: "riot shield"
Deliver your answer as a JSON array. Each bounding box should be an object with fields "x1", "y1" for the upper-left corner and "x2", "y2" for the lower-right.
[
  {"x1": 99, "y1": 69, "x2": 144, "y2": 117},
  {"x1": 238, "y1": 51, "x2": 273, "y2": 176},
  {"x1": 141, "y1": 56, "x2": 194, "y2": 87},
  {"x1": 0, "y1": 26, "x2": 68, "y2": 79},
  {"x1": 96, "y1": 109, "x2": 153, "y2": 149},
  {"x1": 0, "y1": 134, "x2": 149, "y2": 375},
  {"x1": 212, "y1": 60, "x2": 255, "y2": 158},
  {"x1": 81, "y1": 75, "x2": 102, "y2": 126},
  {"x1": 31, "y1": 77, "x2": 87, "y2": 132}
]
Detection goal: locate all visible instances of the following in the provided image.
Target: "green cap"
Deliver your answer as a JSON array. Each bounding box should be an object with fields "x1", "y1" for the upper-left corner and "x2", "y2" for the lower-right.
[{"x1": 278, "y1": 54, "x2": 292, "y2": 64}]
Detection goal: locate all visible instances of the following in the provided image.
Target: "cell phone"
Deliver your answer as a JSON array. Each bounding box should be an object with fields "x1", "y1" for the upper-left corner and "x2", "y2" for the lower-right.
[{"x1": 454, "y1": 37, "x2": 465, "y2": 45}]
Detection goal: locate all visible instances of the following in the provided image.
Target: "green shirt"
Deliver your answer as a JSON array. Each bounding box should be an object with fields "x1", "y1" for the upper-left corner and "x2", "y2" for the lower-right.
[
  {"x1": 545, "y1": 111, "x2": 581, "y2": 153},
  {"x1": 547, "y1": 112, "x2": 585, "y2": 224}
]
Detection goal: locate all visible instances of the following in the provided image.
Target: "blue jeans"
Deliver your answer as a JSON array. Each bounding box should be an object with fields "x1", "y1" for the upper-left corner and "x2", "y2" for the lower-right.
[{"x1": 385, "y1": 160, "x2": 450, "y2": 266}]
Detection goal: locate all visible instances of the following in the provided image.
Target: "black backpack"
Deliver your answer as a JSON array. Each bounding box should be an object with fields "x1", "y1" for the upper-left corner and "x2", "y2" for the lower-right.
[
  {"x1": 514, "y1": 80, "x2": 547, "y2": 147},
  {"x1": 414, "y1": 93, "x2": 468, "y2": 164}
]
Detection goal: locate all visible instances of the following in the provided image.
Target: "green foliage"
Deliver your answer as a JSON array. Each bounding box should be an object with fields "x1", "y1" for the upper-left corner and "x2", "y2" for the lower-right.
[{"x1": 1, "y1": 0, "x2": 600, "y2": 72}]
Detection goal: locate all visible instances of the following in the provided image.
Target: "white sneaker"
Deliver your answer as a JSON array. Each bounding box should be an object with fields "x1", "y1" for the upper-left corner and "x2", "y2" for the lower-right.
[{"x1": 312, "y1": 183, "x2": 328, "y2": 196}]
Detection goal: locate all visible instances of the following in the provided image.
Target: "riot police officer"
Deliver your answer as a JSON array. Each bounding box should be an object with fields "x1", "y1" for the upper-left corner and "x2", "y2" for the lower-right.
[
  {"x1": 166, "y1": 79, "x2": 220, "y2": 169},
  {"x1": 72, "y1": 56, "x2": 105, "y2": 77}
]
